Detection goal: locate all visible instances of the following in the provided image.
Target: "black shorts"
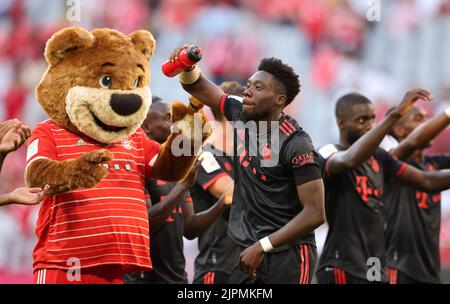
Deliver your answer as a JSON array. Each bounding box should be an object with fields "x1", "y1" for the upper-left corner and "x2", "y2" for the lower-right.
[
  {"x1": 193, "y1": 271, "x2": 231, "y2": 284},
  {"x1": 316, "y1": 266, "x2": 384, "y2": 284},
  {"x1": 387, "y1": 267, "x2": 430, "y2": 284},
  {"x1": 230, "y1": 243, "x2": 317, "y2": 284}
]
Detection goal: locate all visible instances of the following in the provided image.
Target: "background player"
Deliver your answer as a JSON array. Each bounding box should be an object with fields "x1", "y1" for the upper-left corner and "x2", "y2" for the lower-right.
[
  {"x1": 191, "y1": 81, "x2": 242, "y2": 284},
  {"x1": 124, "y1": 96, "x2": 231, "y2": 284},
  {"x1": 316, "y1": 90, "x2": 450, "y2": 284},
  {"x1": 383, "y1": 105, "x2": 450, "y2": 283}
]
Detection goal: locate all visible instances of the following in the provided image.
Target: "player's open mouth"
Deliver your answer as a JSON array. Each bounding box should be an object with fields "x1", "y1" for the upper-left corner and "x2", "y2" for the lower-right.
[{"x1": 92, "y1": 112, "x2": 127, "y2": 132}]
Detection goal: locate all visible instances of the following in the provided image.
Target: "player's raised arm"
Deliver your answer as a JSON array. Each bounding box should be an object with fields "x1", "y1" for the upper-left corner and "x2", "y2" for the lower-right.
[
  {"x1": 392, "y1": 107, "x2": 450, "y2": 160},
  {"x1": 328, "y1": 89, "x2": 431, "y2": 175},
  {"x1": 166, "y1": 45, "x2": 224, "y2": 114}
]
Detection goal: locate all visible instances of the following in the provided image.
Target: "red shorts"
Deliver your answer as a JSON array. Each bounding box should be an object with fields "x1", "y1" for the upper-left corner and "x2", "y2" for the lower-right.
[{"x1": 33, "y1": 265, "x2": 124, "y2": 284}]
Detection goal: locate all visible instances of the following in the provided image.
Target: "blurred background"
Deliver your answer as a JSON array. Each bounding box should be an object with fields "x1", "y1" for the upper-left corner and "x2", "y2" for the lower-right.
[{"x1": 1, "y1": 0, "x2": 450, "y2": 283}]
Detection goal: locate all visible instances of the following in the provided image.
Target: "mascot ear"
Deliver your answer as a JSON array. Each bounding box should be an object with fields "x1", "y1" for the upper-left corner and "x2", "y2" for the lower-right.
[
  {"x1": 129, "y1": 30, "x2": 156, "y2": 60},
  {"x1": 44, "y1": 27, "x2": 95, "y2": 66}
]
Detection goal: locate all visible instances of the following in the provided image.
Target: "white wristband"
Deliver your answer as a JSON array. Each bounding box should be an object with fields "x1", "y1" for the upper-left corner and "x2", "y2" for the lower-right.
[
  {"x1": 445, "y1": 107, "x2": 450, "y2": 119},
  {"x1": 179, "y1": 66, "x2": 201, "y2": 85},
  {"x1": 259, "y1": 236, "x2": 274, "y2": 253}
]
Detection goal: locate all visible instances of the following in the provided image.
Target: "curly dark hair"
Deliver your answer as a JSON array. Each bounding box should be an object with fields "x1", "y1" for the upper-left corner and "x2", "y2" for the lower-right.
[{"x1": 258, "y1": 57, "x2": 301, "y2": 105}]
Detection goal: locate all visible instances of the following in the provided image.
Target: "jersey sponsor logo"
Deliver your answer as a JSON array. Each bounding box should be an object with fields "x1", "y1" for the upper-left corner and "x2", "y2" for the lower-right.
[
  {"x1": 355, "y1": 176, "x2": 383, "y2": 203},
  {"x1": 291, "y1": 151, "x2": 315, "y2": 167},
  {"x1": 165, "y1": 205, "x2": 183, "y2": 222},
  {"x1": 318, "y1": 144, "x2": 338, "y2": 159},
  {"x1": 27, "y1": 139, "x2": 39, "y2": 161},
  {"x1": 416, "y1": 163, "x2": 441, "y2": 209},
  {"x1": 416, "y1": 192, "x2": 441, "y2": 209},
  {"x1": 200, "y1": 151, "x2": 221, "y2": 174}
]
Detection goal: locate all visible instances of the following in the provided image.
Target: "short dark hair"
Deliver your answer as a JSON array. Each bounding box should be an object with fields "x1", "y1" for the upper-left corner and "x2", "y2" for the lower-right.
[
  {"x1": 258, "y1": 57, "x2": 300, "y2": 106},
  {"x1": 335, "y1": 93, "x2": 372, "y2": 119}
]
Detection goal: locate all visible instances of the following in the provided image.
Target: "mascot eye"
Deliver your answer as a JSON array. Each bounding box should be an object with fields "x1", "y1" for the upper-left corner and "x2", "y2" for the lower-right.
[
  {"x1": 99, "y1": 75, "x2": 112, "y2": 89},
  {"x1": 132, "y1": 76, "x2": 141, "y2": 89}
]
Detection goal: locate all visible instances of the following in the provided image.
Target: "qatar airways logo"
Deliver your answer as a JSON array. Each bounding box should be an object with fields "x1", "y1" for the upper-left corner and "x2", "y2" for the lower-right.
[
  {"x1": 170, "y1": 114, "x2": 280, "y2": 167},
  {"x1": 292, "y1": 152, "x2": 315, "y2": 167}
]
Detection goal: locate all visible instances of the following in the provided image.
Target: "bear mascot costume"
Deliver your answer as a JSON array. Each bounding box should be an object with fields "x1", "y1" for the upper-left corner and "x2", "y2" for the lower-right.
[{"x1": 25, "y1": 27, "x2": 209, "y2": 284}]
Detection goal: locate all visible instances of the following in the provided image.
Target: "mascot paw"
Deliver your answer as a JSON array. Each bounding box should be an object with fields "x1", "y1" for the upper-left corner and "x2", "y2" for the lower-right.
[
  {"x1": 171, "y1": 97, "x2": 211, "y2": 143},
  {"x1": 70, "y1": 150, "x2": 112, "y2": 189},
  {"x1": 82, "y1": 150, "x2": 113, "y2": 164}
]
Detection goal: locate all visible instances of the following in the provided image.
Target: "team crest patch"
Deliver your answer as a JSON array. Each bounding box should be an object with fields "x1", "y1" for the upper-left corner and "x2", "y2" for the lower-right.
[{"x1": 121, "y1": 139, "x2": 133, "y2": 150}]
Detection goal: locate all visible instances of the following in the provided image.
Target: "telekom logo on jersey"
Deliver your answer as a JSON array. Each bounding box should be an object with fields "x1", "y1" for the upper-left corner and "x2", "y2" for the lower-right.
[{"x1": 170, "y1": 114, "x2": 281, "y2": 167}]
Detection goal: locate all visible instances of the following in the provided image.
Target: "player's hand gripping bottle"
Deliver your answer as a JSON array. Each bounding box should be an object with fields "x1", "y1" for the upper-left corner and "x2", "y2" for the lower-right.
[{"x1": 162, "y1": 45, "x2": 202, "y2": 77}]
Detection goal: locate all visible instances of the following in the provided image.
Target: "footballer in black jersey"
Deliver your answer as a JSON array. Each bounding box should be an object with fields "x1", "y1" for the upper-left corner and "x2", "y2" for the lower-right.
[
  {"x1": 191, "y1": 144, "x2": 238, "y2": 284},
  {"x1": 382, "y1": 105, "x2": 450, "y2": 283},
  {"x1": 124, "y1": 179, "x2": 192, "y2": 284},
  {"x1": 315, "y1": 90, "x2": 450, "y2": 284},
  {"x1": 170, "y1": 52, "x2": 326, "y2": 284}
]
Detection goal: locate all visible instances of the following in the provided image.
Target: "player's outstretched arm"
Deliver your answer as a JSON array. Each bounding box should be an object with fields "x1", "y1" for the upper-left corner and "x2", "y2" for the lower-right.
[
  {"x1": 0, "y1": 185, "x2": 49, "y2": 207},
  {"x1": 168, "y1": 45, "x2": 225, "y2": 114},
  {"x1": 182, "y1": 177, "x2": 233, "y2": 239},
  {"x1": 328, "y1": 89, "x2": 431, "y2": 175},
  {"x1": 392, "y1": 109, "x2": 450, "y2": 160},
  {"x1": 238, "y1": 178, "x2": 325, "y2": 278},
  {"x1": 396, "y1": 165, "x2": 450, "y2": 193}
]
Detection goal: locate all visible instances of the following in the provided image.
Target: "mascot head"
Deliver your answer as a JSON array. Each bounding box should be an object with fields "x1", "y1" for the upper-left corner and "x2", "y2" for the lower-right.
[{"x1": 36, "y1": 27, "x2": 156, "y2": 144}]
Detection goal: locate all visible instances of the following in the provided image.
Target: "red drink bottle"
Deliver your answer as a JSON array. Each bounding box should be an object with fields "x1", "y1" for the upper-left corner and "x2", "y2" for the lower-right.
[{"x1": 162, "y1": 45, "x2": 202, "y2": 77}]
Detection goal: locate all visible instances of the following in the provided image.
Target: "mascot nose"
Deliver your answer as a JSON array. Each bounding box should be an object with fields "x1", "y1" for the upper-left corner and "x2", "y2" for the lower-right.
[{"x1": 110, "y1": 94, "x2": 142, "y2": 116}]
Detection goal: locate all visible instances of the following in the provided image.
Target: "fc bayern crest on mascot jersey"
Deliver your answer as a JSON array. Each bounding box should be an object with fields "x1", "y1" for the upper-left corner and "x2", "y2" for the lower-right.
[{"x1": 122, "y1": 138, "x2": 133, "y2": 150}]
